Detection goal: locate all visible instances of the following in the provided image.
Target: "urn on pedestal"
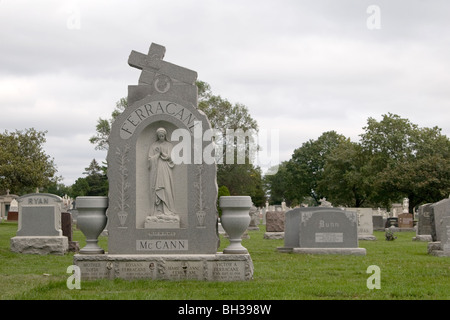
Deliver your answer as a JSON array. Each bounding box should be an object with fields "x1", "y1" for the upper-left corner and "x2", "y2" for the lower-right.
[
  {"x1": 219, "y1": 196, "x2": 252, "y2": 254},
  {"x1": 75, "y1": 196, "x2": 108, "y2": 254}
]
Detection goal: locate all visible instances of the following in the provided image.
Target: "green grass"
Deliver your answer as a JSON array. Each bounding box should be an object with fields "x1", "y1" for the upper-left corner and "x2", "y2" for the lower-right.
[{"x1": 0, "y1": 221, "x2": 449, "y2": 300}]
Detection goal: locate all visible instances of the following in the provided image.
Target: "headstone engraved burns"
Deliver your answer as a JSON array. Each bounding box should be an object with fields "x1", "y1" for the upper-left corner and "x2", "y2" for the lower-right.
[{"x1": 278, "y1": 207, "x2": 366, "y2": 255}]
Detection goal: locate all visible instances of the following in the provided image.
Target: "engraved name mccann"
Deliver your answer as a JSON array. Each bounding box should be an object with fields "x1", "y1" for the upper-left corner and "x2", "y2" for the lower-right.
[
  {"x1": 136, "y1": 239, "x2": 188, "y2": 251},
  {"x1": 120, "y1": 101, "x2": 198, "y2": 139}
]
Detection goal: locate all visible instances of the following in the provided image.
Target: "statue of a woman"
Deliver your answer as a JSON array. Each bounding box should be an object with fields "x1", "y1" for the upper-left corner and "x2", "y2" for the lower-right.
[{"x1": 147, "y1": 127, "x2": 177, "y2": 218}]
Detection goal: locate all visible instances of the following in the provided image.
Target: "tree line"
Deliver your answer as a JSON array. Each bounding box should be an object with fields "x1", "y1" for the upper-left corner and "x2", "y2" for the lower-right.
[
  {"x1": 2, "y1": 85, "x2": 449, "y2": 213},
  {"x1": 0, "y1": 81, "x2": 265, "y2": 206},
  {"x1": 264, "y1": 113, "x2": 450, "y2": 213}
]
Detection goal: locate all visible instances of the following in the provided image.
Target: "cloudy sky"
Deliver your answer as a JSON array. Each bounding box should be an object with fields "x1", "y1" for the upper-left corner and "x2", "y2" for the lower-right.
[{"x1": 1, "y1": 0, "x2": 450, "y2": 186}]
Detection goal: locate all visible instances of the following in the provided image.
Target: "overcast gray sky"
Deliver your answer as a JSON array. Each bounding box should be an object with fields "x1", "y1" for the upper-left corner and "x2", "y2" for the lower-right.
[{"x1": 1, "y1": 0, "x2": 450, "y2": 186}]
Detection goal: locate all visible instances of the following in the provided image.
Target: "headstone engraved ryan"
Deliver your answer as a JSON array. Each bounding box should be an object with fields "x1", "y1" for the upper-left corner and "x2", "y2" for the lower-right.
[{"x1": 10, "y1": 193, "x2": 68, "y2": 255}]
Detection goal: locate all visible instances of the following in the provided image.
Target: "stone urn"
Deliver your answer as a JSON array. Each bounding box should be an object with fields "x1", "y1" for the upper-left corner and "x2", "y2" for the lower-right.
[
  {"x1": 76, "y1": 196, "x2": 108, "y2": 254},
  {"x1": 219, "y1": 196, "x2": 252, "y2": 254}
]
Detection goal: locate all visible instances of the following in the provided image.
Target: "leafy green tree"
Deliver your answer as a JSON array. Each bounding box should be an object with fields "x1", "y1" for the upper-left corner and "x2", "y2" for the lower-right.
[
  {"x1": 263, "y1": 161, "x2": 297, "y2": 206},
  {"x1": 70, "y1": 159, "x2": 108, "y2": 197},
  {"x1": 0, "y1": 128, "x2": 57, "y2": 194},
  {"x1": 197, "y1": 81, "x2": 262, "y2": 204},
  {"x1": 318, "y1": 139, "x2": 374, "y2": 207},
  {"x1": 246, "y1": 166, "x2": 266, "y2": 207},
  {"x1": 217, "y1": 185, "x2": 230, "y2": 216},
  {"x1": 197, "y1": 81, "x2": 258, "y2": 134},
  {"x1": 360, "y1": 113, "x2": 450, "y2": 211},
  {"x1": 83, "y1": 159, "x2": 108, "y2": 196},
  {"x1": 71, "y1": 177, "x2": 90, "y2": 198},
  {"x1": 42, "y1": 181, "x2": 72, "y2": 197},
  {"x1": 89, "y1": 98, "x2": 127, "y2": 151}
]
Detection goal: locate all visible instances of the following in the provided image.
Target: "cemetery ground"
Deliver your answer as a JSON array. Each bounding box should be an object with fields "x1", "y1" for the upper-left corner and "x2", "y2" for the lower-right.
[{"x1": 0, "y1": 221, "x2": 449, "y2": 300}]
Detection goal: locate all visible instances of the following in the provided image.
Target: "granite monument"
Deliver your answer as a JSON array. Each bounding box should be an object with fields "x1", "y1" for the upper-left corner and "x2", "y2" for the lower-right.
[{"x1": 73, "y1": 43, "x2": 253, "y2": 281}]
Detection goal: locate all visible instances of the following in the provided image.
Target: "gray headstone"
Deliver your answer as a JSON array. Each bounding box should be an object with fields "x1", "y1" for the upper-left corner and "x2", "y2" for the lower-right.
[
  {"x1": 248, "y1": 205, "x2": 259, "y2": 230},
  {"x1": 16, "y1": 193, "x2": 63, "y2": 236},
  {"x1": 372, "y1": 215, "x2": 385, "y2": 231},
  {"x1": 417, "y1": 203, "x2": 433, "y2": 235},
  {"x1": 283, "y1": 207, "x2": 330, "y2": 247},
  {"x1": 441, "y1": 216, "x2": 450, "y2": 253},
  {"x1": 279, "y1": 207, "x2": 365, "y2": 255},
  {"x1": 347, "y1": 207, "x2": 374, "y2": 236},
  {"x1": 299, "y1": 209, "x2": 359, "y2": 248},
  {"x1": 11, "y1": 193, "x2": 68, "y2": 255},
  {"x1": 430, "y1": 198, "x2": 450, "y2": 242},
  {"x1": 428, "y1": 215, "x2": 450, "y2": 256}
]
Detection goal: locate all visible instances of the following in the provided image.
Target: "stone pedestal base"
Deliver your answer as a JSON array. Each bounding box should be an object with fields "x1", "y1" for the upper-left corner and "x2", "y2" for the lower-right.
[
  {"x1": 412, "y1": 235, "x2": 432, "y2": 242},
  {"x1": 385, "y1": 227, "x2": 415, "y2": 232},
  {"x1": 428, "y1": 241, "x2": 450, "y2": 257},
  {"x1": 277, "y1": 247, "x2": 366, "y2": 256},
  {"x1": 358, "y1": 234, "x2": 377, "y2": 241},
  {"x1": 263, "y1": 232, "x2": 284, "y2": 240},
  {"x1": 73, "y1": 253, "x2": 253, "y2": 281},
  {"x1": 10, "y1": 236, "x2": 68, "y2": 255}
]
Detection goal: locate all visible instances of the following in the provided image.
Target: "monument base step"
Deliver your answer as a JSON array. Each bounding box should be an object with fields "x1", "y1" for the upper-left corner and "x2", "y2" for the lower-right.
[
  {"x1": 277, "y1": 247, "x2": 367, "y2": 256},
  {"x1": 427, "y1": 241, "x2": 450, "y2": 256},
  {"x1": 263, "y1": 232, "x2": 284, "y2": 240},
  {"x1": 73, "y1": 252, "x2": 253, "y2": 281},
  {"x1": 10, "y1": 236, "x2": 68, "y2": 255},
  {"x1": 384, "y1": 227, "x2": 415, "y2": 232},
  {"x1": 428, "y1": 250, "x2": 450, "y2": 257},
  {"x1": 412, "y1": 235, "x2": 432, "y2": 242},
  {"x1": 358, "y1": 234, "x2": 377, "y2": 241}
]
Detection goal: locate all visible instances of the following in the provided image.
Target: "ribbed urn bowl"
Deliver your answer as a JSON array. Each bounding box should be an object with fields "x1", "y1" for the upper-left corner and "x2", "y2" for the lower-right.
[
  {"x1": 76, "y1": 196, "x2": 108, "y2": 254},
  {"x1": 219, "y1": 196, "x2": 252, "y2": 254}
]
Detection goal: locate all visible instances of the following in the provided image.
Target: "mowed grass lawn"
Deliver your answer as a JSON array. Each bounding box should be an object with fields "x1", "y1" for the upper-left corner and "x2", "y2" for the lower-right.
[{"x1": 0, "y1": 220, "x2": 449, "y2": 300}]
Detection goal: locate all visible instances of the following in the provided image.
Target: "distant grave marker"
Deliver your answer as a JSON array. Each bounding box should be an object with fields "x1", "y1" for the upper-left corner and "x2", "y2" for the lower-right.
[
  {"x1": 278, "y1": 207, "x2": 366, "y2": 255},
  {"x1": 10, "y1": 193, "x2": 68, "y2": 255}
]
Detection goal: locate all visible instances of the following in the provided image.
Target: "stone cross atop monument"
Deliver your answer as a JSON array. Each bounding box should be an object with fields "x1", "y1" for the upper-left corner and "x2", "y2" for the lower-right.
[
  {"x1": 73, "y1": 42, "x2": 254, "y2": 281},
  {"x1": 127, "y1": 43, "x2": 198, "y2": 105}
]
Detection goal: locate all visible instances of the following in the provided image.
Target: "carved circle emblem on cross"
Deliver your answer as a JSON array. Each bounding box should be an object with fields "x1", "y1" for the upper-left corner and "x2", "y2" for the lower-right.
[{"x1": 154, "y1": 74, "x2": 172, "y2": 93}]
